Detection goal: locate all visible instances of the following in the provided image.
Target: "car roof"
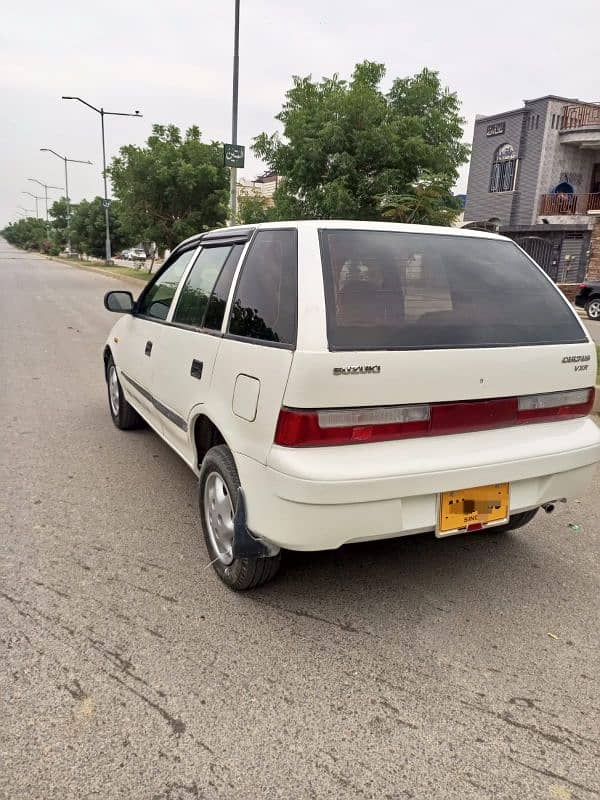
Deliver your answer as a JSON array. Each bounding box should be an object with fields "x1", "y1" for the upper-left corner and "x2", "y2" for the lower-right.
[{"x1": 176, "y1": 220, "x2": 506, "y2": 251}]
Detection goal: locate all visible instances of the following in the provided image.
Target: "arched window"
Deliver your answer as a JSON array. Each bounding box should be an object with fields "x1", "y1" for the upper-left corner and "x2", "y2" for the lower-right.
[
  {"x1": 489, "y1": 143, "x2": 517, "y2": 193},
  {"x1": 553, "y1": 181, "x2": 574, "y2": 194}
]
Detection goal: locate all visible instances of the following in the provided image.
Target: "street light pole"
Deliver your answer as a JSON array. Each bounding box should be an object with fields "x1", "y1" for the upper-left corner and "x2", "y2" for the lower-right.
[
  {"x1": 28, "y1": 179, "x2": 63, "y2": 237},
  {"x1": 229, "y1": 0, "x2": 241, "y2": 224},
  {"x1": 40, "y1": 148, "x2": 92, "y2": 253},
  {"x1": 61, "y1": 96, "x2": 143, "y2": 262},
  {"x1": 22, "y1": 191, "x2": 43, "y2": 219}
]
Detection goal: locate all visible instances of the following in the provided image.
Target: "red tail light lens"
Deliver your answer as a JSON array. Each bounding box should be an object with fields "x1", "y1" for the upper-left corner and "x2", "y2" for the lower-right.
[{"x1": 274, "y1": 388, "x2": 594, "y2": 447}]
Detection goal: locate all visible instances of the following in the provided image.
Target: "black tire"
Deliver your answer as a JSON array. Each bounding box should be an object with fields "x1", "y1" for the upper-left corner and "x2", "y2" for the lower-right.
[
  {"x1": 199, "y1": 445, "x2": 281, "y2": 591},
  {"x1": 106, "y1": 355, "x2": 143, "y2": 430},
  {"x1": 493, "y1": 507, "x2": 539, "y2": 534},
  {"x1": 585, "y1": 297, "x2": 600, "y2": 321}
]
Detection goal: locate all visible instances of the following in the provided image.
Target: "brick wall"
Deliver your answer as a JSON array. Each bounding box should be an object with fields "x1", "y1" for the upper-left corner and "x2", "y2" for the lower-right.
[{"x1": 587, "y1": 217, "x2": 600, "y2": 280}]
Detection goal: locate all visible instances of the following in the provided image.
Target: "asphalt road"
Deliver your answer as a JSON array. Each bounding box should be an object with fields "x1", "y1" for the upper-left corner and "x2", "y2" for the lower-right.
[{"x1": 1, "y1": 242, "x2": 599, "y2": 800}]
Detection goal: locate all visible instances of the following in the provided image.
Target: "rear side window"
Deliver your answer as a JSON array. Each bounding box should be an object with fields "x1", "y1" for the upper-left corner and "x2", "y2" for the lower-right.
[
  {"x1": 320, "y1": 230, "x2": 586, "y2": 350},
  {"x1": 173, "y1": 245, "x2": 234, "y2": 328},
  {"x1": 228, "y1": 229, "x2": 297, "y2": 345},
  {"x1": 204, "y1": 244, "x2": 244, "y2": 331}
]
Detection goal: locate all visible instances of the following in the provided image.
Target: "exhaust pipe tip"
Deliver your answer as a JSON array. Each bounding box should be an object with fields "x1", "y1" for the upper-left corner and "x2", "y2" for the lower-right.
[{"x1": 542, "y1": 503, "x2": 556, "y2": 514}]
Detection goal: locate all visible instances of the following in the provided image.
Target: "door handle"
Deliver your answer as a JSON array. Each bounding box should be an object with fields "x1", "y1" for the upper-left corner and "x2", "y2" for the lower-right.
[
  {"x1": 145, "y1": 340, "x2": 153, "y2": 357},
  {"x1": 190, "y1": 359, "x2": 203, "y2": 379}
]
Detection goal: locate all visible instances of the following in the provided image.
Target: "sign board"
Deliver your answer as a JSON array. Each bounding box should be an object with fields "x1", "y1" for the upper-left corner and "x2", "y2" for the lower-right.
[
  {"x1": 224, "y1": 144, "x2": 245, "y2": 169},
  {"x1": 486, "y1": 122, "x2": 505, "y2": 137},
  {"x1": 102, "y1": 199, "x2": 112, "y2": 208}
]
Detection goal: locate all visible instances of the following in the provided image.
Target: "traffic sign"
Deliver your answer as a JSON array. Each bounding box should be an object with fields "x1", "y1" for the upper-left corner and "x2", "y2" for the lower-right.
[
  {"x1": 224, "y1": 144, "x2": 245, "y2": 169},
  {"x1": 102, "y1": 199, "x2": 112, "y2": 209}
]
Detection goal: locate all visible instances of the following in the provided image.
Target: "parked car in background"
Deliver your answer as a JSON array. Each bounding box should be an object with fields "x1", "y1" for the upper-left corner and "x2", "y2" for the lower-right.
[
  {"x1": 129, "y1": 247, "x2": 147, "y2": 262},
  {"x1": 102, "y1": 222, "x2": 600, "y2": 591},
  {"x1": 575, "y1": 281, "x2": 600, "y2": 320},
  {"x1": 120, "y1": 249, "x2": 131, "y2": 260}
]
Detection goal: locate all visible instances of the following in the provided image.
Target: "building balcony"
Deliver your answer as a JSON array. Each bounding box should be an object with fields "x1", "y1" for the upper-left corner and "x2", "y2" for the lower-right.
[
  {"x1": 539, "y1": 193, "x2": 600, "y2": 216},
  {"x1": 560, "y1": 103, "x2": 600, "y2": 148}
]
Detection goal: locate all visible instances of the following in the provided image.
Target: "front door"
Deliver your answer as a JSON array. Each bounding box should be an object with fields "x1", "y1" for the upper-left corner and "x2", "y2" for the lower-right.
[
  {"x1": 149, "y1": 242, "x2": 246, "y2": 461},
  {"x1": 117, "y1": 246, "x2": 198, "y2": 427}
]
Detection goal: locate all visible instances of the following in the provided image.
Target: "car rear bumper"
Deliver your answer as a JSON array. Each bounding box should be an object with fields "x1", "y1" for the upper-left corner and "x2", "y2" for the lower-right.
[
  {"x1": 235, "y1": 418, "x2": 600, "y2": 551},
  {"x1": 574, "y1": 294, "x2": 586, "y2": 308}
]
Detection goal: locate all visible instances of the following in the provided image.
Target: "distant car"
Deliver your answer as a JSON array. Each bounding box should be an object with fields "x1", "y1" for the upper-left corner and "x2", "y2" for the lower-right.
[
  {"x1": 575, "y1": 282, "x2": 600, "y2": 320},
  {"x1": 130, "y1": 247, "x2": 147, "y2": 262}
]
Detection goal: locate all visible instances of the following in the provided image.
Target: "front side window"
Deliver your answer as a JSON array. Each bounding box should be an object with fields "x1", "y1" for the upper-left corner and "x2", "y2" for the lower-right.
[
  {"x1": 172, "y1": 245, "x2": 236, "y2": 328},
  {"x1": 137, "y1": 249, "x2": 195, "y2": 320},
  {"x1": 489, "y1": 143, "x2": 517, "y2": 193},
  {"x1": 320, "y1": 229, "x2": 586, "y2": 350},
  {"x1": 228, "y1": 229, "x2": 297, "y2": 345}
]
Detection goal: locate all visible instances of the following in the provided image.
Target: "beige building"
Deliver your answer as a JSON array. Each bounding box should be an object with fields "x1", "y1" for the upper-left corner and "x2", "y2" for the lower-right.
[{"x1": 237, "y1": 171, "x2": 279, "y2": 205}]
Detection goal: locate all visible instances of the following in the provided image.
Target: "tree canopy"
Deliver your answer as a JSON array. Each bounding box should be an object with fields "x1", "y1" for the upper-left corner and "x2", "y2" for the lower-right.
[
  {"x1": 253, "y1": 62, "x2": 469, "y2": 223},
  {"x1": 69, "y1": 197, "x2": 126, "y2": 258},
  {"x1": 109, "y1": 124, "x2": 229, "y2": 250},
  {"x1": 2, "y1": 217, "x2": 49, "y2": 251}
]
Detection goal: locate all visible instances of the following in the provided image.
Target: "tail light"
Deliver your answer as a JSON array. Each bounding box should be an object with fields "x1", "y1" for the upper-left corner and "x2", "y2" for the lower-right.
[{"x1": 274, "y1": 388, "x2": 595, "y2": 447}]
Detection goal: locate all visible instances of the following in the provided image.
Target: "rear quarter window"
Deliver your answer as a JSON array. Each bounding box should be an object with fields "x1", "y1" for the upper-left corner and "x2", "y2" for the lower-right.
[{"x1": 319, "y1": 230, "x2": 587, "y2": 350}]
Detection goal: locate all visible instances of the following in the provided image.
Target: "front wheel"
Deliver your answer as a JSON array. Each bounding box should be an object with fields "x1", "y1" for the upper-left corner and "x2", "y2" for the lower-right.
[
  {"x1": 586, "y1": 298, "x2": 600, "y2": 320},
  {"x1": 106, "y1": 356, "x2": 143, "y2": 430},
  {"x1": 199, "y1": 445, "x2": 281, "y2": 590}
]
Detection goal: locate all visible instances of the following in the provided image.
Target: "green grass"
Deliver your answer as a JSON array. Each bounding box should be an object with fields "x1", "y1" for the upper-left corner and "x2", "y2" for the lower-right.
[{"x1": 50, "y1": 256, "x2": 152, "y2": 282}]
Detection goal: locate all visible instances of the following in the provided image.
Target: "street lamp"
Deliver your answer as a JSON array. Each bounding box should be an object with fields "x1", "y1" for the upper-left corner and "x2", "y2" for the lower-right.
[
  {"x1": 229, "y1": 0, "x2": 241, "y2": 224},
  {"x1": 61, "y1": 96, "x2": 143, "y2": 262},
  {"x1": 27, "y1": 178, "x2": 63, "y2": 235},
  {"x1": 40, "y1": 148, "x2": 92, "y2": 253},
  {"x1": 22, "y1": 191, "x2": 44, "y2": 218}
]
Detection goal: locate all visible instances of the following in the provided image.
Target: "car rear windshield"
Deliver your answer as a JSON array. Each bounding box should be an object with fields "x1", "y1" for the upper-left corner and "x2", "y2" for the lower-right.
[{"x1": 319, "y1": 230, "x2": 587, "y2": 350}]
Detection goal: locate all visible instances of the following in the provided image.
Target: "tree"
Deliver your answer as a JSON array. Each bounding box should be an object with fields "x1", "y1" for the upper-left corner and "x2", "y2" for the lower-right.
[
  {"x1": 253, "y1": 62, "x2": 469, "y2": 224},
  {"x1": 237, "y1": 192, "x2": 275, "y2": 224},
  {"x1": 69, "y1": 197, "x2": 126, "y2": 258},
  {"x1": 108, "y1": 124, "x2": 229, "y2": 250},
  {"x1": 2, "y1": 217, "x2": 48, "y2": 251},
  {"x1": 379, "y1": 173, "x2": 462, "y2": 226},
  {"x1": 48, "y1": 197, "x2": 70, "y2": 248}
]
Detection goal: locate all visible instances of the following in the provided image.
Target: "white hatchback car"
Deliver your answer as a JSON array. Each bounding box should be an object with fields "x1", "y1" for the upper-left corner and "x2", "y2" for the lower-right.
[{"x1": 103, "y1": 221, "x2": 600, "y2": 590}]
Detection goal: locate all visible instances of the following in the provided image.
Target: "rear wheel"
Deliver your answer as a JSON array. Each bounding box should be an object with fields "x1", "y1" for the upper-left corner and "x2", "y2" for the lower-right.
[
  {"x1": 199, "y1": 445, "x2": 281, "y2": 590},
  {"x1": 106, "y1": 356, "x2": 143, "y2": 430},
  {"x1": 585, "y1": 298, "x2": 600, "y2": 320}
]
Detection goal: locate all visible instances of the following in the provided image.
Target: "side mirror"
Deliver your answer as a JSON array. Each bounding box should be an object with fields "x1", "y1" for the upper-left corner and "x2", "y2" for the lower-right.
[{"x1": 104, "y1": 290, "x2": 134, "y2": 313}]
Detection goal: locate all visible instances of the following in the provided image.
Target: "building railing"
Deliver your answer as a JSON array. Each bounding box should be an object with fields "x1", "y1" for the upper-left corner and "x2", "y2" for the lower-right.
[
  {"x1": 539, "y1": 193, "x2": 600, "y2": 215},
  {"x1": 561, "y1": 103, "x2": 600, "y2": 130}
]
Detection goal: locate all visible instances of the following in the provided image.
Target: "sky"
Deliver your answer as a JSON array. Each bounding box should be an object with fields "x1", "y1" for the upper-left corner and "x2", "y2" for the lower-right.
[{"x1": 1, "y1": 0, "x2": 598, "y2": 226}]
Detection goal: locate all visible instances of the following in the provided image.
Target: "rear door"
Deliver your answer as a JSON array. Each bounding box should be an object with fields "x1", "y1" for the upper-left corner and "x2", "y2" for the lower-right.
[
  {"x1": 148, "y1": 240, "x2": 245, "y2": 459},
  {"x1": 209, "y1": 228, "x2": 298, "y2": 464},
  {"x1": 284, "y1": 228, "x2": 594, "y2": 412}
]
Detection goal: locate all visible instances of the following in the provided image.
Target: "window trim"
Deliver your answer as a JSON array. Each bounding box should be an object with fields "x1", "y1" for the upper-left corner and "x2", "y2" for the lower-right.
[
  {"x1": 223, "y1": 227, "x2": 299, "y2": 350},
  {"x1": 318, "y1": 228, "x2": 587, "y2": 352}
]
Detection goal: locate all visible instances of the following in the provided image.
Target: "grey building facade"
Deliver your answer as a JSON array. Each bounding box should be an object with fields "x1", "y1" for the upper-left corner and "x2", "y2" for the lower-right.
[{"x1": 464, "y1": 95, "x2": 600, "y2": 282}]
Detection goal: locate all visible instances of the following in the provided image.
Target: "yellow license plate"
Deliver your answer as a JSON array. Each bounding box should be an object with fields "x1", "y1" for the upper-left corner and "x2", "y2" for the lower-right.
[{"x1": 438, "y1": 483, "x2": 509, "y2": 535}]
